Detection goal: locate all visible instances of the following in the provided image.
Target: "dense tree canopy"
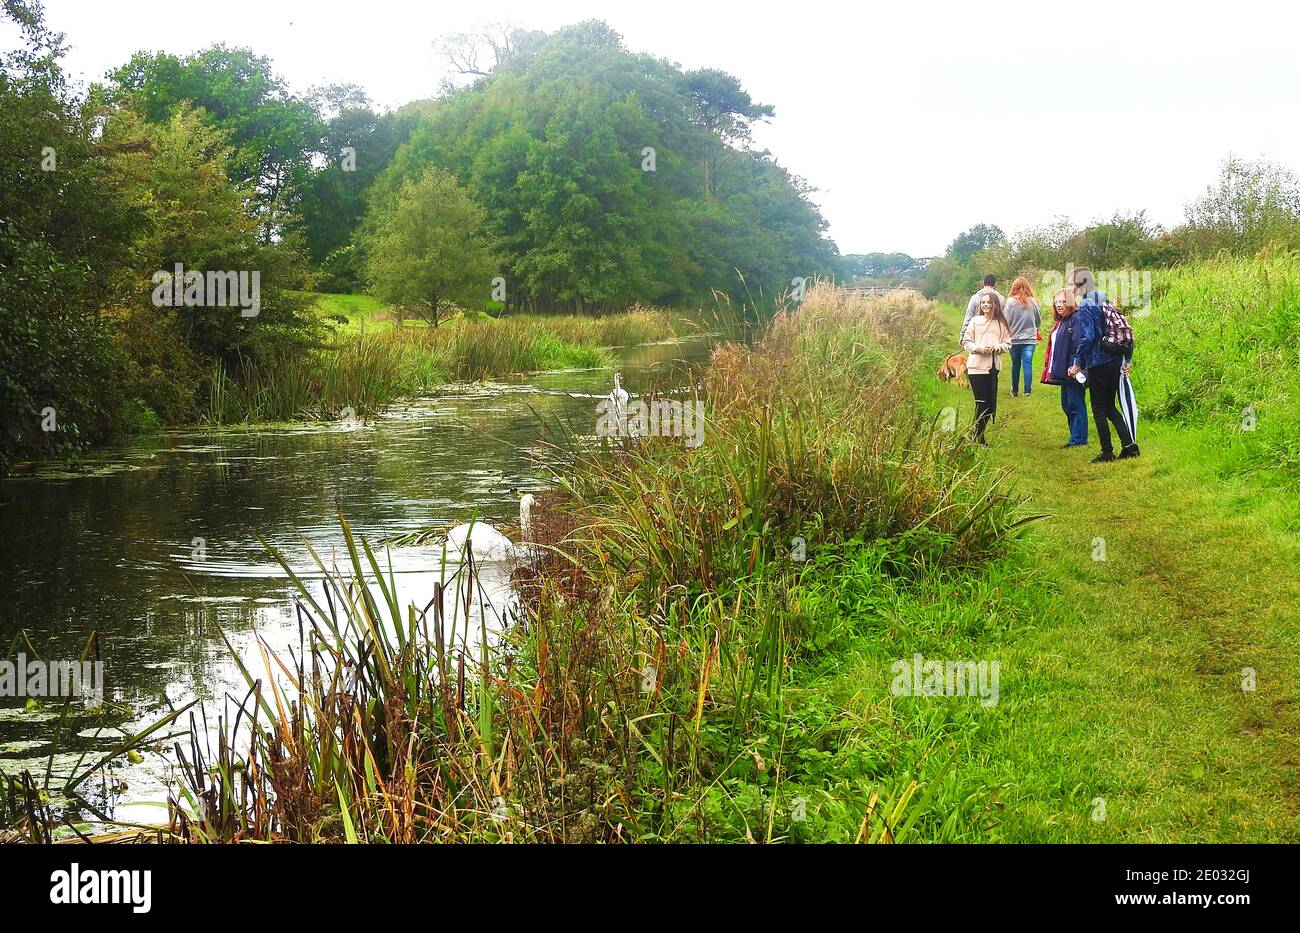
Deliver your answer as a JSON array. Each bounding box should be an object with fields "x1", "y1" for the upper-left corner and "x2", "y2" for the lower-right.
[
  {"x1": 367, "y1": 21, "x2": 838, "y2": 312},
  {"x1": 946, "y1": 224, "x2": 1007, "y2": 263},
  {"x1": 2, "y1": 0, "x2": 139, "y2": 469},
  {"x1": 1, "y1": 8, "x2": 837, "y2": 473},
  {"x1": 105, "y1": 46, "x2": 320, "y2": 225},
  {"x1": 1, "y1": 1, "x2": 312, "y2": 471}
]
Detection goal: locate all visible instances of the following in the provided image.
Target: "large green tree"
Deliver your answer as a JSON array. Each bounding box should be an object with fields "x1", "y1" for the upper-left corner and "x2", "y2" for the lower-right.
[
  {"x1": 361, "y1": 167, "x2": 499, "y2": 326},
  {"x1": 299, "y1": 92, "x2": 431, "y2": 272},
  {"x1": 947, "y1": 223, "x2": 1007, "y2": 263},
  {"x1": 1, "y1": 0, "x2": 141, "y2": 469},
  {"x1": 104, "y1": 46, "x2": 322, "y2": 237},
  {"x1": 1, "y1": 4, "x2": 319, "y2": 472},
  {"x1": 680, "y1": 67, "x2": 774, "y2": 198}
]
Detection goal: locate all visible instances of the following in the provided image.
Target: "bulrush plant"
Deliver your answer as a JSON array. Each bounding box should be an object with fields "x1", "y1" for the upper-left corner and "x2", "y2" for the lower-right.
[
  {"x1": 158, "y1": 285, "x2": 1035, "y2": 843},
  {"x1": 163, "y1": 512, "x2": 536, "y2": 842}
]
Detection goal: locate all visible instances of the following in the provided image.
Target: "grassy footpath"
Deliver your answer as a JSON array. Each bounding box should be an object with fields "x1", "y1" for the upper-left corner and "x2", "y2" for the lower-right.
[
  {"x1": 55, "y1": 288, "x2": 1293, "y2": 843},
  {"x1": 895, "y1": 302, "x2": 1300, "y2": 840}
]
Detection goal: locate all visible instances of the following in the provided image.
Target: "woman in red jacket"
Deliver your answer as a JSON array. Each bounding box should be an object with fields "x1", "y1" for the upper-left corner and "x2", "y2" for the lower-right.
[{"x1": 1040, "y1": 288, "x2": 1088, "y2": 447}]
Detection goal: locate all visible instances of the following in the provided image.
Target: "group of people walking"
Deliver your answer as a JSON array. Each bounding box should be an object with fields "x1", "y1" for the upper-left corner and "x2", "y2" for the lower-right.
[{"x1": 957, "y1": 268, "x2": 1140, "y2": 463}]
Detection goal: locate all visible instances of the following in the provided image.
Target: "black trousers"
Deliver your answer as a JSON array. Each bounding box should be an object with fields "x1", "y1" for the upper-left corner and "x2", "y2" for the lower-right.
[
  {"x1": 1086, "y1": 359, "x2": 1134, "y2": 454},
  {"x1": 969, "y1": 371, "x2": 998, "y2": 441}
]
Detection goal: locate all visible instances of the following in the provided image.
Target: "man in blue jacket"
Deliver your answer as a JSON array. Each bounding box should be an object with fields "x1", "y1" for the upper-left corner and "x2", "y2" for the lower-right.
[{"x1": 1067, "y1": 267, "x2": 1139, "y2": 463}]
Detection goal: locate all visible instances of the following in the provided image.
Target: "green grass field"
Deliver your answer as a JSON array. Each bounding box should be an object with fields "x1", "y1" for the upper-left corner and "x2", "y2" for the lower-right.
[
  {"x1": 291, "y1": 290, "x2": 416, "y2": 333},
  {"x1": 884, "y1": 303, "x2": 1300, "y2": 840}
]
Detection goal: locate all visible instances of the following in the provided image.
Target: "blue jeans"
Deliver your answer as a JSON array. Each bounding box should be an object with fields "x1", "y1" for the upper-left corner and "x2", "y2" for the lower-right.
[
  {"x1": 1061, "y1": 382, "x2": 1088, "y2": 445},
  {"x1": 1010, "y1": 344, "x2": 1036, "y2": 395}
]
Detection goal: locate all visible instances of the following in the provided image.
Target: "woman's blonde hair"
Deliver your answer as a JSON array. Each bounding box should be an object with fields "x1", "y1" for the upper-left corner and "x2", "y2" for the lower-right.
[{"x1": 1051, "y1": 288, "x2": 1077, "y2": 320}]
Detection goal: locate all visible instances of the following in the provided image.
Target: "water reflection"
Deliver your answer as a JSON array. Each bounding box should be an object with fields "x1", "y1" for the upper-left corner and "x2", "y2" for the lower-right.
[{"x1": 0, "y1": 335, "x2": 711, "y2": 826}]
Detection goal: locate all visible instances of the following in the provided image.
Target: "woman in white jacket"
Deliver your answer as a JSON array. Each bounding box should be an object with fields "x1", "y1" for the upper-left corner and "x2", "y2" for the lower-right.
[{"x1": 962, "y1": 291, "x2": 1013, "y2": 444}]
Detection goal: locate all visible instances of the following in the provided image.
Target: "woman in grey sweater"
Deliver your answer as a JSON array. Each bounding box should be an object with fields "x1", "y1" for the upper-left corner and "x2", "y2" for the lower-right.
[{"x1": 1004, "y1": 276, "x2": 1042, "y2": 397}]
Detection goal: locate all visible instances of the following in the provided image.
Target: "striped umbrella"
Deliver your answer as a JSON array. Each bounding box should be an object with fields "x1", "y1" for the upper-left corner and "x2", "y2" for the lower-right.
[{"x1": 1119, "y1": 373, "x2": 1139, "y2": 442}]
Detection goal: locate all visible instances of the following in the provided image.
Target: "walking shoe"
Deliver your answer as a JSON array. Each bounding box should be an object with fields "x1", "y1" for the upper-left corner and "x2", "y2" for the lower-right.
[
  {"x1": 1091, "y1": 451, "x2": 1115, "y2": 463},
  {"x1": 1119, "y1": 444, "x2": 1141, "y2": 459}
]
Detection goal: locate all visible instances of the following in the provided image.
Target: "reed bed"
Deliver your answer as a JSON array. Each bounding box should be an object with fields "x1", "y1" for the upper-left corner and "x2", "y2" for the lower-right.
[
  {"x1": 21, "y1": 285, "x2": 1032, "y2": 843},
  {"x1": 205, "y1": 308, "x2": 685, "y2": 425}
]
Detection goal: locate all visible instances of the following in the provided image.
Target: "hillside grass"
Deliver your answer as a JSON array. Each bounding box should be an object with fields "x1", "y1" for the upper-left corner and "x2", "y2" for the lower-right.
[
  {"x1": 1137, "y1": 253, "x2": 1300, "y2": 476},
  {"x1": 297, "y1": 291, "x2": 394, "y2": 333},
  {"x1": 892, "y1": 302, "x2": 1300, "y2": 840}
]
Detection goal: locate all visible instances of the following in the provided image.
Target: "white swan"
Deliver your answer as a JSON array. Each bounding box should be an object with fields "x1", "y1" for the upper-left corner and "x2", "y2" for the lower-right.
[
  {"x1": 607, "y1": 371, "x2": 631, "y2": 436},
  {"x1": 444, "y1": 494, "x2": 535, "y2": 562},
  {"x1": 609, "y1": 371, "x2": 628, "y2": 413}
]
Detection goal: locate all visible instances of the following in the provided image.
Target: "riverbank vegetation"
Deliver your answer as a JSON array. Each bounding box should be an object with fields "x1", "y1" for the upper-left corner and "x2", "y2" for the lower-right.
[
  {"x1": 150, "y1": 285, "x2": 1042, "y2": 842},
  {"x1": 1, "y1": 2, "x2": 844, "y2": 475},
  {"x1": 204, "y1": 305, "x2": 684, "y2": 425},
  {"x1": 155, "y1": 274, "x2": 1300, "y2": 843},
  {"x1": 8, "y1": 278, "x2": 1300, "y2": 843},
  {"x1": 1136, "y1": 255, "x2": 1300, "y2": 477}
]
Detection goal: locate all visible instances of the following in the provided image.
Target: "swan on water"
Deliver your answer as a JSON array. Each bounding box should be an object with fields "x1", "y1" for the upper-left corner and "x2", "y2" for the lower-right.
[
  {"x1": 444, "y1": 494, "x2": 535, "y2": 562},
  {"x1": 609, "y1": 371, "x2": 628, "y2": 415},
  {"x1": 606, "y1": 371, "x2": 634, "y2": 437}
]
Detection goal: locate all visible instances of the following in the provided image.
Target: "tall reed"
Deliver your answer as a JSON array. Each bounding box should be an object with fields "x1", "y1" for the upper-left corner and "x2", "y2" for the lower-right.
[
  {"x1": 153, "y1": 285, "x2": 1034, "y2": 843},
  {"x1": 205, "y1": 309, "x2": 685, "y2": 425}
]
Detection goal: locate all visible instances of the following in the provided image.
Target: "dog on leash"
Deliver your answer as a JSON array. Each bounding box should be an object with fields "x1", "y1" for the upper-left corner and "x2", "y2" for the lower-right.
[{"x1": 937, "y1": 353, "x2": 969, "y2": 388}]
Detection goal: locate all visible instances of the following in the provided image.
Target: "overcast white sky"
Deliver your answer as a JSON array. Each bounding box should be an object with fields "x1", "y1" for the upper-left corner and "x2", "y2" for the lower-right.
[{"x1": 29, "y1": 0, "x2": 1300, "y2": 256}]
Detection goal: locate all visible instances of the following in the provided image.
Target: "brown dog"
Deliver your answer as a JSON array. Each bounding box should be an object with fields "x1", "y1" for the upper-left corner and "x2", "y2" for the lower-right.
[{"x1": 937, "y1": 353, "x2": 969, "y2": 388}]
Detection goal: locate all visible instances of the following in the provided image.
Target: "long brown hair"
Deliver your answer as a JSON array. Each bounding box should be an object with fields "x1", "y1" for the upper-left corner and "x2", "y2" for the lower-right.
[
  {"x1": 978, "y1": 290, "x2": 1011, "y2": 333},
  {"x1": 1009, "y1": 275, "x2": 1036, "y2": 308}
]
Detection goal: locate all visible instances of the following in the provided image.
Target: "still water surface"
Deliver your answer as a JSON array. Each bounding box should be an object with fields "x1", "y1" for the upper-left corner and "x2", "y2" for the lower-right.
[{"x1": 0, "y1": 336, "x2": 710, "y2": 826}]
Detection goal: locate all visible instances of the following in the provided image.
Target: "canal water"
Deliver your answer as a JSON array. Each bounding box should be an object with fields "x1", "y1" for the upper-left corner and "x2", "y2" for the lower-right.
[{"x1": 0, "y1": 336, "x2": 711, "y2": 828}]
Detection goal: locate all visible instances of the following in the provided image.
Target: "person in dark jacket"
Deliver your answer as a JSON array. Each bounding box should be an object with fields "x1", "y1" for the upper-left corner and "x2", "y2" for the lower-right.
[
  {"x1": 1067, "y1": 267, "x2": 1138, "y2": 463},
  {"x1": 1040, "y1": 288, "x2": 1088, "y2": 447}
]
